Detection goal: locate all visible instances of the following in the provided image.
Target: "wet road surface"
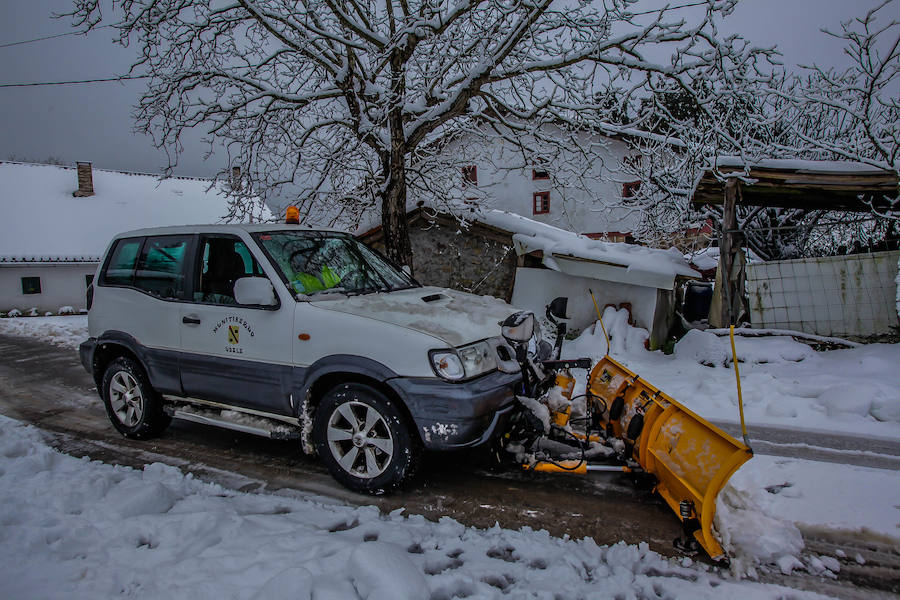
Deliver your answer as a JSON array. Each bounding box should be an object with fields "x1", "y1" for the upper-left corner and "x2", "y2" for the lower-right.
[{"x1": 1, "y1": 332, "x2": 898, "y2": 598}]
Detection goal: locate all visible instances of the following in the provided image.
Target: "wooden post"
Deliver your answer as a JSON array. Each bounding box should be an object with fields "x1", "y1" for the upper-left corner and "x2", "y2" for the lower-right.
[{"x1": 716, "y1": 178, "x2": 747, "y2": 327}]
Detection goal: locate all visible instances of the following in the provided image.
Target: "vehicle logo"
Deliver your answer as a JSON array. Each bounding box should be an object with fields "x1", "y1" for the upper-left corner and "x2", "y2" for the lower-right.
[{"x1": 227, "y1": 325, "x2": 240, "y2": 345}]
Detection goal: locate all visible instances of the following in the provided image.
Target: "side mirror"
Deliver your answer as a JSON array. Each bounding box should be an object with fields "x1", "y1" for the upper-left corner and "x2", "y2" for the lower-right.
[
  {"x1": 547, "y1": 297, "x2": 570, "y2": 321},
  {"x1": 234, "y1": 277, "x2": 278, "y2": 306},
  {"x1": 500, "y1": 311, "x2": 535, "y2": 344}
]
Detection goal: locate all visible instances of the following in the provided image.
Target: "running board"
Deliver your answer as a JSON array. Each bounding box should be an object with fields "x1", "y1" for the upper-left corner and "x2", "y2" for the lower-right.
[{"x1": 166, "y1": 407, "x2": 301, "y2": 441}]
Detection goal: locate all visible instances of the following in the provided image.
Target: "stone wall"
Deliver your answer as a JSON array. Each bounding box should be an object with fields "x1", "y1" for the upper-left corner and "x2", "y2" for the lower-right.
[{"x1": 361, "y1": 212, "x2": 518, "y2": 301}]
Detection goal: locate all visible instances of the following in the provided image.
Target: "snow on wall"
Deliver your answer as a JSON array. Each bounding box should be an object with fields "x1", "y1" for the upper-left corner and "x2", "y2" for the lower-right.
[
  {"x1": 0, "y1": 162, "x2": 254, "y2": 259},
  {"x1": 746, "y1": 250, "x2": 900, "y2": 338}
]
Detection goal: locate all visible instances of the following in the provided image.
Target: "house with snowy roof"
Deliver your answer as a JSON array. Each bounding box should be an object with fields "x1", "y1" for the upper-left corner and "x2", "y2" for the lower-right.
[
  {"x1": 0, "y1": 161, "x2": 259, "y2": 314},
  {"x1": 437, "y1": 125, "x2": 643, "y2": 240},
  {"x1": 359, "y1": 206, "x2": 699, "y2": 348}
]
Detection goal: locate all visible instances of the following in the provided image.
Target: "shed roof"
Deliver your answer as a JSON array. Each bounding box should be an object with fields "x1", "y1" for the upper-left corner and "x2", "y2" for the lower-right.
[
  {"x1": 0, "y1": 162, "x2": 266, "y2": 261},
  {"x1": 692, "y1": 157, "x2": 898, "y2": 212},
  {"x1": 361, "y1": 205, "x2": 698, "y2": 290}
]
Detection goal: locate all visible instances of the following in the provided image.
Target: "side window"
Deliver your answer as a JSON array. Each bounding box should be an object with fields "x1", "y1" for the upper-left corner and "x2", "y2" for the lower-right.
[
  {"x1": 133, "y1": 236, "x2": 190, "y2": 299},
  {"x1": 21, "y1": 277, "x2": 41, "y2": 295},
  {"x1": 194, "y1": 236, "x2": 262, "y2": 305},
  {"x1": 100, "y1": 238, "x2": 142, "y2": 286}
]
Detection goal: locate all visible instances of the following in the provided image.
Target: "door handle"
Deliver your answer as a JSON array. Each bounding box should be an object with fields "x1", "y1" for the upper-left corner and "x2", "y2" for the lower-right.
[{"x1": 182, "y1": 316, "x2": 201, "y2": 325}]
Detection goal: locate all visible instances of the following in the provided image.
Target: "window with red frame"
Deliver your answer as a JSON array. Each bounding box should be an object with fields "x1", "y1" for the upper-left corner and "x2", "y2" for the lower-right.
[
  {"x1": 461, "y1": 165, "x2": 477, "y2": 185},
  {"x1": 533, "y1": 191, "x2": 550, "y2": 215},
  {"x1": 532, "y1": 167, "x2": 549, "y2": 180},
  {"x1": 622, "y1": 181, "x2": 641, "y2": 198}
]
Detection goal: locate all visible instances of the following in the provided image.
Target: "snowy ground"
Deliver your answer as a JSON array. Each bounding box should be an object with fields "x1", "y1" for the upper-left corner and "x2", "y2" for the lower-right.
[
  {"x1": 565, "y1": 308, "x2": 900, "y2": 441},
  {"x1": 0, "y1": 314, "x2": 87, "y2": 349},
  {"x1": 560, "y1": 308, "x2": 900, "y2": 574},
  {"x1": 1, "y1": 314, "x2": 898, "y2": 594},
  {"x1": 0, "y1": 415, "x2": 840, "y2": 600}
]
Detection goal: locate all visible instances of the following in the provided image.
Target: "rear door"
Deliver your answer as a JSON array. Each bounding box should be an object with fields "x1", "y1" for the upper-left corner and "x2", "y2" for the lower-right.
[
  {"x1": 178, "y1": 234, "x2": 294, "y2": 415},
  {"x1": 92, "y1": 234, "x2": 193, "y2": 395}
]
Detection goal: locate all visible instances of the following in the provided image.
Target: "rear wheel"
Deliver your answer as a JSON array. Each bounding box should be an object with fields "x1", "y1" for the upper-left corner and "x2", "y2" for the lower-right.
[
  {"x1": 313, "y1": 383, "x2": 420, "y2": 494},
  {"x1": 101, "y1": 357, "x2": 171, "y2": 439}
]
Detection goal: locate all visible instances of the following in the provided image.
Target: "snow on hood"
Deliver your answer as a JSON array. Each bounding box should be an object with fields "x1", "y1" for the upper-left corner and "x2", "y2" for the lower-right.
[{"x1": 310, "y1": 286, "x2": 518, "y2": 347}]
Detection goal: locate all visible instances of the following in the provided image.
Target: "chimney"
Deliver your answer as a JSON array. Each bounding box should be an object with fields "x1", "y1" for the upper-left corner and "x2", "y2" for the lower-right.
[
  {"x1": 230, "y1": 166, "x2": 242, "y2": 191},
  {"x1": 72, "y1": 162, "x2": 94, "y2": 197}
]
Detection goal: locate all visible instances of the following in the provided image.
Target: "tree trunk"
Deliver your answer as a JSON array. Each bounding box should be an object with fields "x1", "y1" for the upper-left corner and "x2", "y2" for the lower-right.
[
  {"x1": 380, "y1": 49, "x2": 415, "y2": 273},
  {"x1": 381, "y1": 150, "x2": 414, "y2": 272}
]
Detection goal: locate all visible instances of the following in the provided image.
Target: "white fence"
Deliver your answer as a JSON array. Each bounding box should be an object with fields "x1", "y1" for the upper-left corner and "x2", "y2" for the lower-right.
[{"x1": 746, "y1": 250, "x2": 900, "y2": 338}]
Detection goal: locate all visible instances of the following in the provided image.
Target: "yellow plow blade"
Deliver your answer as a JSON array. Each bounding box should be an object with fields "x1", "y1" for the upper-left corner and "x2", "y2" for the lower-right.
[{"x1": 588, "y1": 356, "x2": 753, "y2": 560}]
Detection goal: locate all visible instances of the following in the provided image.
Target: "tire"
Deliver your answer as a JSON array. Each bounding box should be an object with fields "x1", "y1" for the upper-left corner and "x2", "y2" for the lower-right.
[
  {"x1": 101, "y1": 357, "x2": 171, "y2": 439},
  {"x1": 313, "y1": 382, "x2": 420, "y2": 494}
]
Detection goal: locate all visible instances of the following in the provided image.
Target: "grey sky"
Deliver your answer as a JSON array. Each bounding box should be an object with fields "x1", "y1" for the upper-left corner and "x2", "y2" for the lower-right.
[{"x1": 0, "y1": 0, "x2": 893, "y2": 178}]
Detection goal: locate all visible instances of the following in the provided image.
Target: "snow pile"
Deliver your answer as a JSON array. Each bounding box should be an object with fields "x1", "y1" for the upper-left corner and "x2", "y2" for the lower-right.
[
  {"x1": 714, "y1": 467, "x2": 805, "y2": 577},
  {"x1": 674, "y1": 329, "x2": 816, "y2": 367},
  {"x1": 718, "y1": 454, "x2": 900, "y2": 577},
  {"x1": 0, "y1": 415, "x2": 829, "y2": 599},
  {"x1": 0, "y1": 315, "x2": 87, "y2": 349},
  {"x1": 566, "y1": 306, "x2": 650, "y2": 359},
  {"x1": 563, "y1": 320, "x2": 900, "y2": 438}
]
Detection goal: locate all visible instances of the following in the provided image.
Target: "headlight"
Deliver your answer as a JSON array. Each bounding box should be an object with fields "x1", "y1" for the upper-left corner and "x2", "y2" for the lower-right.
[
  {"x1": 430, "y1": 340, "x2": 498, "y2": 381},
  {"x1": 430, "y1": 351, "x2": 465, "y2": 380}
]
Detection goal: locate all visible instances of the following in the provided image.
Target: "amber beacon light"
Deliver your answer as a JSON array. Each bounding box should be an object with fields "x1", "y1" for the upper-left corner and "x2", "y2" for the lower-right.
[{"x1": 285, "y1": 206, "x2": 300, "y2": 224}]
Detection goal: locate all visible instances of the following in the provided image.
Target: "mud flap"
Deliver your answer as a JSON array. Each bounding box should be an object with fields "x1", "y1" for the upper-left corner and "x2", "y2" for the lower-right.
[{"x1": 588, "y1": 356, "x2": 753, "y2": 560}]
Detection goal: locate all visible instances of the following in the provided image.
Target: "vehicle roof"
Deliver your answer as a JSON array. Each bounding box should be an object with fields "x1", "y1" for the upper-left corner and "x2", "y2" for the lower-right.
[{"x1": 112, "y1": 223, "x2": 347, "y2": 238}]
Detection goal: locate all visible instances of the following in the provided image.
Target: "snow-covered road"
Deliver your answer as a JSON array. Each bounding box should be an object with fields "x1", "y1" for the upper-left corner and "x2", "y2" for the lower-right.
[{"x1": 1, "y1": 315, "x2": 899, "y2": 598}]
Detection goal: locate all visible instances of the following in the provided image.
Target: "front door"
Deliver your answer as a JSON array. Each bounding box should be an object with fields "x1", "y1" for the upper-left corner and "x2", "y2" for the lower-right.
[{"x1": 178, "y1": 234, "x2": 294, "y2": 415}]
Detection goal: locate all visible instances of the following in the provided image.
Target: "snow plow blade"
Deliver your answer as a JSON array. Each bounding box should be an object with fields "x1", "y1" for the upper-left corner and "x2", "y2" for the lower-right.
[{"x1": 588, "y1": 356, "x2": 753, "y2": 560}]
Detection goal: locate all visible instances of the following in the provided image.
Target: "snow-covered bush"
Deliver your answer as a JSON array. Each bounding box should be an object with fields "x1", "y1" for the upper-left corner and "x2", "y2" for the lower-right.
[
  {"x1": 58, "y1": 306, "x2": 76, "y2": 315},
  {"x1": 7, "y1": 309, "x2": 22, "y2": 318},
  {"x1": 27, "y1": 307, "x2": 39, "y2": 317},
  {"x1": 674, "y1": 329, "x2": 815, "y2": 367},
  {"x1": 43, "y1": 312, "x2": 53, "y2": 317}
]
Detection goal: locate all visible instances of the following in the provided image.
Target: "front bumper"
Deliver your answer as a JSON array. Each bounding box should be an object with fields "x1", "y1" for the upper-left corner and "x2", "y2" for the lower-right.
[
  {"x1": 388, "y1": 370, "x2": 520, "y2": 451},
  {"x1": 79, "y1": 337, "x2": 97, "y2": 375}
]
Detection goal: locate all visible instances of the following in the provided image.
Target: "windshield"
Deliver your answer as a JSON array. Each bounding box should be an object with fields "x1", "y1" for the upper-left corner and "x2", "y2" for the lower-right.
[{"x1": 253, "y1": 231, "x2": 418, "y2": 298}]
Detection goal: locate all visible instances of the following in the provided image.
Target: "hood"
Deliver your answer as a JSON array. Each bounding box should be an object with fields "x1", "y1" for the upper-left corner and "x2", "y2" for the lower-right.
[{"x1": 311, "y1": 286, "x2": 518, "y2": 347}]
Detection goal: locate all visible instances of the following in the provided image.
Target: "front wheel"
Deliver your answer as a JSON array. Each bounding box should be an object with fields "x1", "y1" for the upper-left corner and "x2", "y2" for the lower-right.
[
  {"x1": 101, "y1": 357, "x2": 171, "y2": 439},
  {"x1": 313, "y1": 383, "x2": 420, "y2": 494}
]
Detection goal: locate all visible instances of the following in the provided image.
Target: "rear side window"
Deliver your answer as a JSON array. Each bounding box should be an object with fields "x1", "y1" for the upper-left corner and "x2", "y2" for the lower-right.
[
  {"x1": 101, "y1": 238, "x2": 142, "y2": 286},
  {"x1": 133, "y1": 236, "x2": 191, "y2": 299}
]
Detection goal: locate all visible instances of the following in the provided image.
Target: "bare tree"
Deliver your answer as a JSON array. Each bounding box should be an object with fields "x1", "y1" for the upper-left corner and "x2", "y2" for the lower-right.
[
  {"x1": 70, "y1": 0, "x2": 771, "y2": 270},
  {"x1": 610, "y1": 1, "x2": 900, "y2": 259}
]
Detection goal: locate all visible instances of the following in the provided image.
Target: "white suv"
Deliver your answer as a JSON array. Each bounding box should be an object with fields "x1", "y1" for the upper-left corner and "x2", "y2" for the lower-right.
[{"x1": 80, "y1": 224, "x2": 520, "y2": 492}]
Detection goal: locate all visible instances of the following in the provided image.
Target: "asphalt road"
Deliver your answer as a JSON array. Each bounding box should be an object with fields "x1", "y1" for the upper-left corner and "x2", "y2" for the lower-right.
[{"x1": 1, "y1": 332, "x2": 898, "y2": 598}]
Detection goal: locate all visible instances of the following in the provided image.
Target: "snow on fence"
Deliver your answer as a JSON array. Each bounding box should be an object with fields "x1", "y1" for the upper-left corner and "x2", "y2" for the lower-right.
[{"x1": 746, "y1": 250, "x2": 900, "y2": 338}]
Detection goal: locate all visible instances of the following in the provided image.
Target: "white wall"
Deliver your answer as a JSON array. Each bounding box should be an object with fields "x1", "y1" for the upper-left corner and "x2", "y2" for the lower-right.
[
  {"x1": 0, "y1": 263, "x2": 98, "y2": 313},
  {"x1": 746, "y1": 250, "x2": 900, "y2": 338},
  {"x1": 511, "y1": 267, "x2": 658, "y2": 336},
  {"x1": 445, "y1": 128, "x2": 640, "y2": 236}
]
